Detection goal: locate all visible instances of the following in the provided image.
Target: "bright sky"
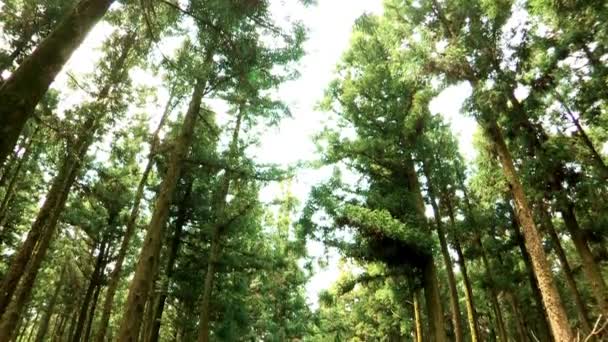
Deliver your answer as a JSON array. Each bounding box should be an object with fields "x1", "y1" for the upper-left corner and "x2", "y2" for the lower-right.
[{"x1": 4, "y1": 0, "x2": 478, "y2": 309}]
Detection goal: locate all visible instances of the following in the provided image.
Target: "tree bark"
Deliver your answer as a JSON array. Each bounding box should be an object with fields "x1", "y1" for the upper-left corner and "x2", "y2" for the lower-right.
[
  {"x1": 197, "y1": 107, "x2": 244, "y2": 342},
  {"x1": 404, "y1": 156, "x2": 447, "y2": 342},
  {"x1": 148, "y1": 180, "x2": 192, "y2": 342},
  {"x1": 458, "y1": 175, "x2": 508, "y2": 342},
  {"x1": 0, "y1": 31, "x2": 134, "y2": 318},
  {"x1": 484, "y1": 118, "x2": 574, "y2": 340},
  {"x1": 421, "y1": 162, "x2": 463, "y2": 342},
  {"x1": 508, "y1": 204, "x2": 553, "y2": 341},
  {"x1": 82, "y1": 282, "x2": 102, "y2": 342},
  {"x1": 413, "y1": 290, "x2": 423, "y2": 342},
  {"x1": 116, "y1": 78, "x2": 206, "y2": 342},
  {"x1": 95, "y1": 93, "x2": 175, "y2": 342},
  {"x1": 506, "y1": 292, "x2": 529, "y2": 342},
  {"x1": 34, "y1": 266, "x2": 65, "y2": 342},
  {"x1": 0, "y1": 0, "x2": 115, "y2": 166},
  {"x1": 561, "y1": 203, "x2": 608, "y2": 317},
  {"x1": 556, "y1": 93, "x2": 608, "y2": 180},
  {"x1": 0, "y1": 126, "x2": 39, "y2": 236},
  {"x1": 444, "y1": 195, "x2": 480, "y2": 342},
  {"x1": 539, "y1": 201, "x2": 592, "y2": 333},
  {"x1": 71, "y1": 237, "x2": 109, "y2": 342}
]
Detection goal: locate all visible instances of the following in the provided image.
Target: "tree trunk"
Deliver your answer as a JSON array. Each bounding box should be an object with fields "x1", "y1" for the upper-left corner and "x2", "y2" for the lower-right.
[
  {"x1": 413, "y1": 291, "x2": 423, "y2": 342},
  {"x1": 0, "y1": 0, "x2": 115, "y2": 166},
  {"x1": 458, "y1": 175, "x2": 507, "y2": 342},
  {"x1": 484, "y1": 118, "x2": 574, "y2": 340},
  {"x1": 197, "y1": 234, "x2": 219, "y2": 342},
  {"x1": 506, "y1": 292, "x2": 528, "y2": 342},
  {"x1": 148, "y1": 180, "x2": 192, "y2": 342},
  {"x1": 0, "y1": 30, "x2": 33, "y2": 75},
  {"x1": 197, "y1": 107, "x2": 244, "y2": 342},
  {"x1": 422, "y1": 162, "x2": 463, "y2": 342},
  {"x1": 561, "y1": 203, "x2": 608, "y2": 317},
  {"x1": 95, "y1": 92, "x2": 175, "y2": 342},
  {"x1": 404, "y1": 156, "x2": 447, "y2": 342},
  {"x1": 444, "y1": 195, "x2": 480, "y2": 342},
  {"x1": 71, "y1": 238, "x2": 108, "y2": 342},
  {"x1": 116, "y1": 78, "x2": 206, "y2": 342},
  {"x1": 0, "y1": 31, "x2": 134, "y2": 318},
  {"x1": 509, "y1": 205, "x2": 552, "y2": 341},
  {"x1": 556, "y1": 93, "x2": 608, "y2": 180},
  {"x1": 82, "y1": 283, "x2": 102, "y2": 342},
  {"x1": 34, "y1": 267, "x2": 65, "y2": 342},
  {"x1": 51, "y1": 312, "x2": 67, "y2": 342},
  {"x1": 0, "y1": 126, "x2": 39, "y2": 236},
  {"x1": 540, "y1": 202, "x2": 592, "y2": 333},
  {"x1": 423, "y1": 261, "x2": 447, "y2": 342}
]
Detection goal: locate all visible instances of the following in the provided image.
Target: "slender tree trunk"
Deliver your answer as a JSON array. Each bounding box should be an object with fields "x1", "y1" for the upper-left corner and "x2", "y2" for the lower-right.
[
  {"x1": 0, "y1": 31, "x2": 134, "y2": 318},
  {"x1": 197, "y1": 234, "x2": 219, "y2": 342},
  {"x1": 506, "y1": 292, "x2": 528, "y2": 342},
  {"x1": 0, "y1": 166, "x2": 77, "y2": 342},
  {"x1": 404, "y1": 156, "x2": 447, "y2": 342},
  {"x1": 0, "y1": 0, "x2": 115, "y2": 166},
  {"x1": 413, "y1": 291, "x2": 423, "y2": 342},
  {"x1": 34, "y1": 267, "x2": 65, "y2": 342},
  {"x1": 95, "y1": 93, "x2": 175, "y2": 342},
  {"x1": 197, "y1": 108, "x2": 244, "y2": 342},
  {"x1": 423, "y1": 261, "x2": 447, "y2": 342},
  {"x1": 0, "y1": 31, "x2": 33, "y2": 75},
  {"x1": 444, "y1": 196, "x2": 480, "y2": 342},
  {"x1": 508, "y1": 207, "x2": 552, "y2": 341},
  {"x1": 556, "y1": 93, "x2": 608, "y2": 179},
  {"x1": 51, "y1": 312, "x2": 66, "y2": 342},
  {"x1": 148, "y1": 180, "x2": 192, "y2": 342},
  {"x1": 0, "y1": 126, "x2": 38, "y2": 235},
  {"x1": 71, "y1": 238, "x2": 108, "y2": 342},
  {"x1": 540, "y1": 202, "x2": 592, "y2": 332},
  {"x1": 484, "y1": 118, "x2": 574, "y2": 340},
  {"x1": 561, "y1": 203, "x2": 608, "y2": 317},
  {"x1": 116, "y1": 78, "x2": 206, "y2": 342},
  {"x1": 458, "y1": 176, "x2": 507, "y2": 342},
  {"x1": 82, "y1": 283, "x2": 102, "y2": 342},
  {"x1": 422, "y1": 163, "x2": 463, "y2": 342}
]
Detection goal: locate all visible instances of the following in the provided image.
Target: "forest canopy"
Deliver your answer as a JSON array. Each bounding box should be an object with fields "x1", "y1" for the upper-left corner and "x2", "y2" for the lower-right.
[{"x1": 0, "y1": 0, "x2": 607, "y2": 341}]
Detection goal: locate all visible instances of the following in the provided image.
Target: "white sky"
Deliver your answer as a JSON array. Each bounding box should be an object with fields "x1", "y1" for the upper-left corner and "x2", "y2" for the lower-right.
[{"x1": 3, "y1": 0, "x2": 478, "y2": 309}]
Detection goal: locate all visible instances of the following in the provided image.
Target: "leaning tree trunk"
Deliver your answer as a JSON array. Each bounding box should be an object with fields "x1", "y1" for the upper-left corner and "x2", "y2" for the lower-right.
[
  {"x1": 0, "y1": 0, "x2": 115, "y2": 167},
  {"x1": 82, "y1": 282, "x2": 103, "y2": 342},
  {"x1": 484, "y1": 118, "x2": 574, "y2": 341},
  {"x1": 508, "y1": 94, "x2": 608, "y2": 319},
  {"x1": 0, "y1": 178, "x2": 74, "y2": 342},
  {"x1": 0, "y1": 116, "x2": 90, "y2": 330},
  {"x1": 71, "y1": 237, "x2": 109, "y2": 342},
  {"x1": 539, "y1": 201, "x2": 592, "y2": 332},
  {"x1": 422, "y1": 163, "x2": 463, "y2": 342},
  {"x1": 0, "y1": 126, "x2": 39, "y2": 236},
  {"x1": 148, "y1": 180, "x2": 192, "y2": 342},
  {"x1": 560, "y1": 203, "x2": 608, "y2": 317},
  {"x1": 0, "y1": 31, "x2": 133, "y2": 318},
  {"x1": 95, "y1": 93, "x2": 175, "y2": 342},
  {"x1": 508, "y1": 203, "x2": 553, "y2": 341},
  {"x1": 116, "y1": 78, "x2": 206, "y2": 342},
  {"x1": 33, "y1": 266, "x2": 65, "y2": 342}
]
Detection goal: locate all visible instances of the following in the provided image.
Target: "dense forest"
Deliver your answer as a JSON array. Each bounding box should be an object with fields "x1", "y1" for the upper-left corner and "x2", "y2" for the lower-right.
[{"x1": 0, "y1": 0, "x2": 607, "y2": 341}]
